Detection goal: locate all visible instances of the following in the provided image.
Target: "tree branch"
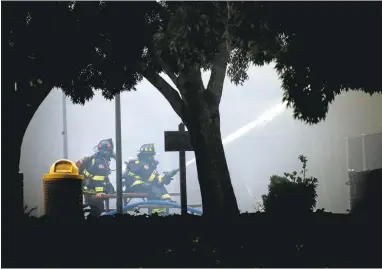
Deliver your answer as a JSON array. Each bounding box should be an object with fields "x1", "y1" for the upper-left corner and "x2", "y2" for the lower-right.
[
  {"x1": 205, "y1": 2, "x2": 232, "y2": 107},
  {"x1": 206, "y1": 44, "x2": 230, "y2": 107},
  {"x1": 157, "y1": 57, "x2": 179, "y2": 88},
  {"x1": 142, "y1": 70, "x2": 186, "y2": 120}
]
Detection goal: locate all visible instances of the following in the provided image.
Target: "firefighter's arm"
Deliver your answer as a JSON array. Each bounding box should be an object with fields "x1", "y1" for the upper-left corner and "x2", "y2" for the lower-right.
[
  {"x1": 126, "y1": 161, "x2": 145, "y2": 181},
  {"x1": 122, "y1": 163, "x2": 131, "y2": 180},
  {"x1": 104, "y1": 181, "x2": 115, "y2": 194},
  {"x1": 159, "y1": 169, "x2": 179, "y2": 185},
  {"x1": 144, "y1": 169, "x2": 160, "y2": 185},
  {"x1": 146, "y1": 170, "x2": 171, "y2": 186},
  {"x1": 85, "y1": 159, "x2": 99, "y2": 174},
  {"x1": 156, "y1": 173, "x2": 172, "y2": 186},
  {"x1": 86, "y1": 158, "x2": 109, "y2": 178},
  {"x1": 122, "y1": 169, "x2": 131, "y2": 188},
  {"x1": 82, "y1": 158, "x2": 97, "y2": 177},
  {"x1": 129, "y1": 160, "x2": 143, "y2": 174},
  {"x1": 82, "y1": 178, "x2": 96, "y2": 195}
]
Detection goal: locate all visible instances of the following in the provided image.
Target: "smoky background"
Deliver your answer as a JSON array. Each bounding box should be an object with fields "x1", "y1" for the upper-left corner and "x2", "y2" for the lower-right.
[{"x1": 20, "y1": 63, "x2": 382, "y2": 216}]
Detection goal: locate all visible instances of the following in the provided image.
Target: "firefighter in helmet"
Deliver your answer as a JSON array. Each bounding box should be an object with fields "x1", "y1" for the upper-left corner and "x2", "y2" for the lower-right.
[
  {"x1": 76, "y1": 138, "x2": 116, "y2": 216},
  {"x1": 122, "y1": 143, "x2": 179, "y2": 216}
]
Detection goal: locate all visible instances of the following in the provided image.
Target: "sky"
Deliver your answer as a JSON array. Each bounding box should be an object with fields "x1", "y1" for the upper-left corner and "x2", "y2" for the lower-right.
[{"x1": 20, "y1": 63, "x2": 382, "y2": 216}]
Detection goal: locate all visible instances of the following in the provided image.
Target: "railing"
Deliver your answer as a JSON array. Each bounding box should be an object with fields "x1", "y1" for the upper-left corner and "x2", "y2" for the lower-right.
[{"x1": 84, "y1": 192, "x2": 202, "y2": 215}]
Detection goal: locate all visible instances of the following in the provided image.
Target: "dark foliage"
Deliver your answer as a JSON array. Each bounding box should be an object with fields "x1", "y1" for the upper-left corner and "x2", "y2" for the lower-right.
[
  {"x1": 10, "y1": 213, "x2": 382, "y2": 268},
  {"x1": 256, "y1": 2, "x2": 382, "y2": 123},
  {"x1": 4, "y1": 1, "x2": 161, "y2": 103},
  {"x1": 262, "y1": 155, "x2": 318, "y2": 214},
  {"x1": 6, "y1": 2, "x2": 382, "y2": 115}
]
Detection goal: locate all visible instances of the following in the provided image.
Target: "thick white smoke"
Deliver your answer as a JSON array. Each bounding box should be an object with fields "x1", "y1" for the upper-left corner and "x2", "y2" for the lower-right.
[{"x1": 186, "y1": 102, "x2": 287, "y2": 167}]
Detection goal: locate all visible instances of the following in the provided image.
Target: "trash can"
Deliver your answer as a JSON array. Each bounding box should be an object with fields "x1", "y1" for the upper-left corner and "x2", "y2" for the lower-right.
[{"x1": 43, "y1": 159, "x2": 84, "y2": 220}]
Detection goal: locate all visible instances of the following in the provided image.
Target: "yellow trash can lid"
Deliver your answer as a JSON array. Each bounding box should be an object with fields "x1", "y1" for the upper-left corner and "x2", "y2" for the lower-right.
[{"x1": 43, "y1": 159, "x2": 84, "y2": 180}]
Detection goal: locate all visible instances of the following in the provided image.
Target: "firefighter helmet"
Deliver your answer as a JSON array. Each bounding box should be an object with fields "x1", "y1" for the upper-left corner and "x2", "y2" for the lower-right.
[
  {"x1": 138, "y1": 143, "x2": 156, "y2": 155},
  {"x1": 97, "y1": 138, "x2": 115, "y2": 158}
]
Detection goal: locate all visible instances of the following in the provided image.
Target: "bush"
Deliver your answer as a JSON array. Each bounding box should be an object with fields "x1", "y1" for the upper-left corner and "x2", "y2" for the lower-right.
[
  {"x1": 252, "y1": 198, "x2": 265, "y2": 212},
  {"x1": 262, "y1": 155, "x2": 318, "y2": 214}
]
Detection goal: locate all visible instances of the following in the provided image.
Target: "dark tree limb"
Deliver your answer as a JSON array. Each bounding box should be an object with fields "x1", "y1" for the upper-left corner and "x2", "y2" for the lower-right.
[
  {"x1": 206, "y1": 44, "x2": 230, "y2": 107},
  {"x1": 11, "y1": 78, "x2": 53, "y2": 178},
  {"x1": 205, "y1": 1, "x2": 232, "y2": 107},
  {"x1": 143, "y1": 70, "x2": 186, "y2": 120},
  {"x1": 157, "y1": 57, "x2": 179, "y2": 88},
  {"x1": 176, "y1": 68, "x2": 205, "y2": 106}
]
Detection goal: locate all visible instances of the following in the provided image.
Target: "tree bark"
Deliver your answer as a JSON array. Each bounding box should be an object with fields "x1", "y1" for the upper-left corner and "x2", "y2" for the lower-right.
[
  {"x1": 144, "y1": 60, "x2": 240, "y2": 218},
  {"x1": 11, "y1": 102, "x2": 38, "y2": 219},
  {"x1": 185, "y1": 104, "x2": 240, "y2": 219},
  {"x1": 11, "y1": 113, "x2": 29, "y2": 220},
  {"x1": 10, "y1": 80, "x2": 53, "y2": 219}
]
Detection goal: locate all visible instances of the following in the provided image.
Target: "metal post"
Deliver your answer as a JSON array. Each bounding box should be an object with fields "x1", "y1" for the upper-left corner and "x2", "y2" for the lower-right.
[
  {"x1": 345, "y1": 137, "x2": 349, "y2": 172},
  {"x1": 179, "y1": 123, "x2": 187, "y2": 215},
  {"x1": 361, "y1": 134, "x2": 367, "y2": 171},
  {"x1": 345, "y1": 137, "x2": 352, "y2": 212},
  {"x1": 115, "y1": 94, "x2": 123, "y2": 214},
  {"x1": 62, "y1": 91, "x2": 68, "y2": 159}
]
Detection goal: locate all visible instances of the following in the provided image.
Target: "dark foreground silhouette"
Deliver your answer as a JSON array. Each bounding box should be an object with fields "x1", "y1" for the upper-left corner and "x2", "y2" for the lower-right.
[{"x1": 10, "y1": 212, "x2": 382, "y2": 268}]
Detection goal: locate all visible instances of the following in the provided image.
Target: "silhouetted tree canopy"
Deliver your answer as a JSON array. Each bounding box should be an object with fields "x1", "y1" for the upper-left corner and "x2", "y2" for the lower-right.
[
  {"x1": 6, "y1": 1, "x2": 382, "y2": 122},
  {"x1": 4, "y1": 1, "x2": 160, "y2": 102},
  {"x1": 259, "y1": 2, "x2": 382, "y2": 123}
]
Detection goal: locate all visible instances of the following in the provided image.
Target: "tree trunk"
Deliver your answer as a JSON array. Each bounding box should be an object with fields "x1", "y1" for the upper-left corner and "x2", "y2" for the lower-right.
[
  {"x1": 11, "y1": 103, "x2": 38, "y2": 219},
  {"x1": 10, "y1": 81, "x2": 52, "y2": 220},
  {"x1": 11, "y1": 120, "x2": 28, "y2": 220},
  {"x1": 143, "y1": 66, "x2": 239, "y2": 218},
  {"x1": 7, "y1": 87, "x2": 44, "y2": 267},
  {"x1": 186, "y1": 107, "x2": 240, "y2": 218}
]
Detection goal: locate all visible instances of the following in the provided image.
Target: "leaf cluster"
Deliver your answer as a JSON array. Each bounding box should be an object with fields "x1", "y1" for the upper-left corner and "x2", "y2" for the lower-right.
[
  {"x1": 152, "y1": 2, "x2": 283, "y2": 85},
  {"x1": 4, "y1": 1, "x2": 160, "y2": 104},
  {"x1": 259, "y1": 2, "x2": 382, "y2": 123}
]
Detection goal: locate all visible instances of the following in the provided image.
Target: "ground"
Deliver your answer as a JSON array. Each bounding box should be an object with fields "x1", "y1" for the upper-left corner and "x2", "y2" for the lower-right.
[{"x1": 9, "y1": 212, "x2": 382, "y2": 268}]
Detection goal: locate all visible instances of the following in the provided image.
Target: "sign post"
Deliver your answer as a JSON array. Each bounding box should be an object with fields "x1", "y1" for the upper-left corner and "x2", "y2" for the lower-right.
[
  {"x1": 361, "y1": 134, "x2": 367, "y2": 171},
  {"x1": 164, "y1": 123, "x2": 193, "y2": 215},
  {"x1": 115, "y1": 94, "x2": 123, "y2": 214},
  {"x1": 62, "y1": 91, "x2": 68, "y2": 159}
]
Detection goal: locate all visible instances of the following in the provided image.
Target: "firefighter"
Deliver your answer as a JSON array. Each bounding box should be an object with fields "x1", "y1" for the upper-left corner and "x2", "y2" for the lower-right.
[
  {"x1": 76, "y1": 138, "x2": 116, "y2": 217},
  {"x1": 122, "y1": 143, "x2": 179, "y2": 216}
]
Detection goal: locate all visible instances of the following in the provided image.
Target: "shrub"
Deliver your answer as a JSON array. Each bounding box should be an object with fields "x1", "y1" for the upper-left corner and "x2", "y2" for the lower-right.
[
  {"x1": 252, "y1": 199, "x2": 265, "y2": 212},
  {"x1": 261, "y1": 155, "x2": 318, "y2": 214}
]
